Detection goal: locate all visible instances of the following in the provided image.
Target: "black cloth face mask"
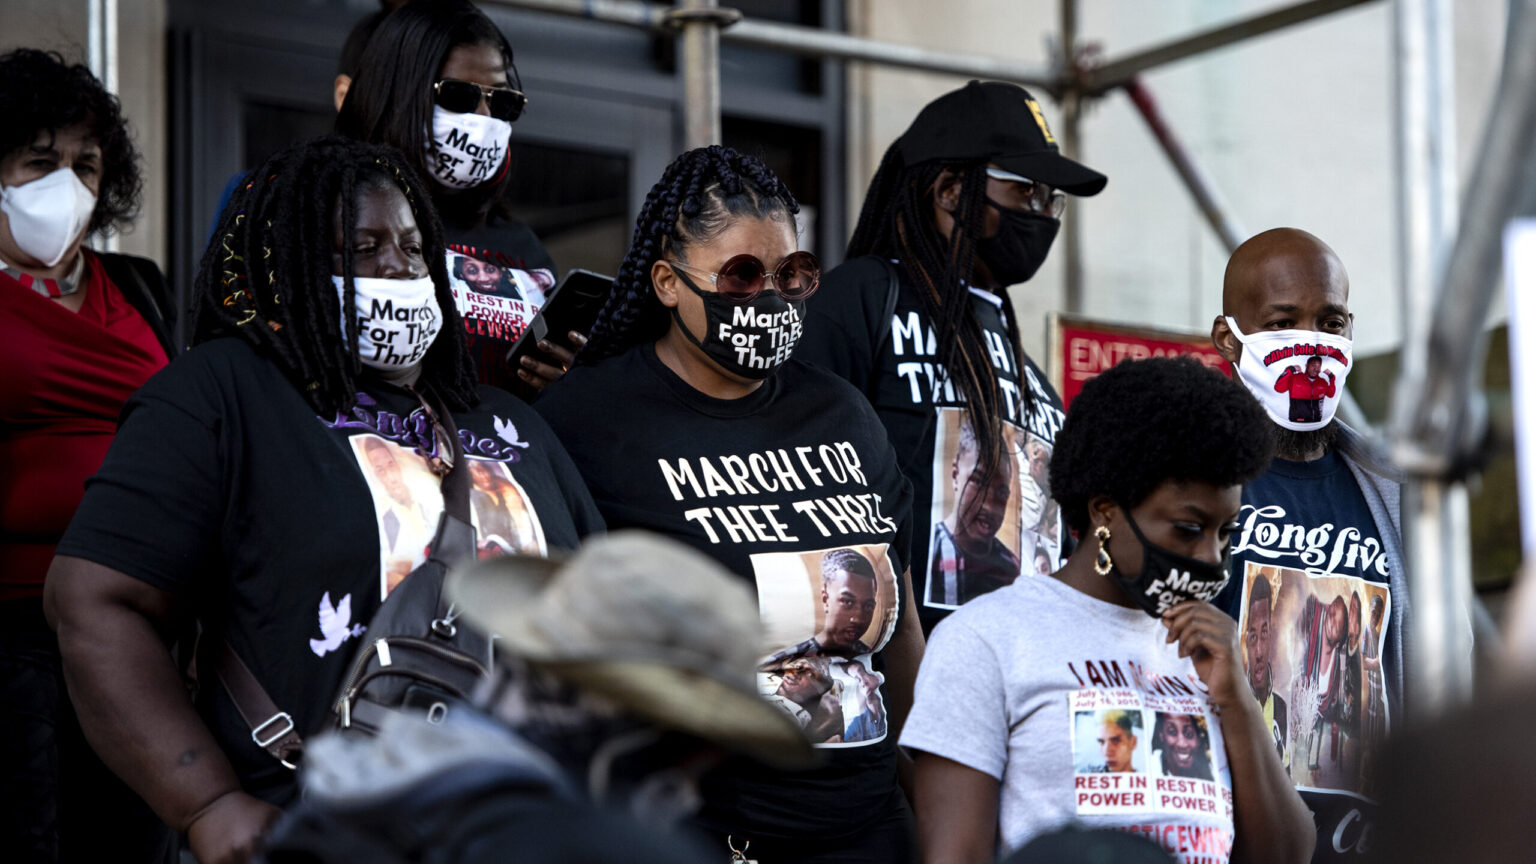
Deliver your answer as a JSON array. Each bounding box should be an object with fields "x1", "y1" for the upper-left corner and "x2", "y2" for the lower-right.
[
  {"x1": 1111, "y1": 509, "x2": 1231, "y2": 619},
  {"x1": 976, "y1": 200, "x2": 1060, "y2": 286},
  {"x1": 668, "y1": 266, "x2": 804, "y2": 380}
]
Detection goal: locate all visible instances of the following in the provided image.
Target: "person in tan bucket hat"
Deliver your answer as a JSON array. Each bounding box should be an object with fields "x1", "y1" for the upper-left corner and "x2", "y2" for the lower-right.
[
  {"x1": 447, "y1": 529, "x2": 816, "y2": 770},
  {"x1": 261, "y1": 531, "x2": 812, "y2": 863}
]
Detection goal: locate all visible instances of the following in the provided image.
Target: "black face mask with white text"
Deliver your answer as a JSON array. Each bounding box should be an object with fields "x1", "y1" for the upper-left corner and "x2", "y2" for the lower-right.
[
  {"x1": 669, "y1": 268, "x2": 804, "y2": 380},
  {"x1": 1112, "y1": 509, "x2": 1231, "y2": 619},
  {"x1": 976, "y1": 201, "x2": 1059, "y2": 286}
]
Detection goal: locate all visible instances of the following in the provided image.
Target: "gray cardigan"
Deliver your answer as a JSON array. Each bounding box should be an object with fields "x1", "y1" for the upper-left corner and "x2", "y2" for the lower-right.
[{"x1": 1335, "y1": 422, "x2": 1409, "y2": 719}]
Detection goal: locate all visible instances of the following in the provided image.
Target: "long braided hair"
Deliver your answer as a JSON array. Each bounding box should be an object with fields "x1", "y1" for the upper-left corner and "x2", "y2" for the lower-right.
[
  {"x1": 579, "y1": 145, "x2": 799, "y2": 364},
  {"x1": 191, "y1": 136, "x2": 478, "y2": 415},
  {"x1": 846, "y1": 143, "x2": 1034, "y2": 494}
]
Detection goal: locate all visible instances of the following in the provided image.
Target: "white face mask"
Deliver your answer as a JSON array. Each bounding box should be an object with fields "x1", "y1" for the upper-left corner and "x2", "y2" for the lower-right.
[
  {"x1": 0, "y1": 167, "x2": 97, "y2": 268},
  {"x1": 333, "y1": 275, "x2": 443, "y2": 370},
  {"x1": 1225, "y1": 316, "x2": 1354, "y2": 431},
  {"x1": 425, "y1": 107, "x2": 512, "y2": 189}
]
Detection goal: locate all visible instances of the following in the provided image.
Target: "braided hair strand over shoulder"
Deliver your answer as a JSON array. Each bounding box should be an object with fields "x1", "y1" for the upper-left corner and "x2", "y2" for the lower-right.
[
  {"x1": 578, "y1": 145, "x2": 799, "y2": 364},
  {"x1": 190, "y1": 135, "x2": 478, "y2": 416}
]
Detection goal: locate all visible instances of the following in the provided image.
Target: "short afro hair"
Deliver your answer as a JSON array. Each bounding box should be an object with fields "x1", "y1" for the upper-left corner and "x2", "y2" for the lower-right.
[
  {"x1": 1050, "y1": 356, "x2": 1274, "y2": 535},
  {"x1": 0, "y1": 49, "x2": 142, "y2": 235}
]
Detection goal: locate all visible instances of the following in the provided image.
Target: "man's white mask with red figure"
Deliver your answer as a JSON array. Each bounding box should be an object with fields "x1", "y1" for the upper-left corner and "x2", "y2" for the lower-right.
[{"x1": 1224, "y1": 317, "x2": 1354, "y2": 432}]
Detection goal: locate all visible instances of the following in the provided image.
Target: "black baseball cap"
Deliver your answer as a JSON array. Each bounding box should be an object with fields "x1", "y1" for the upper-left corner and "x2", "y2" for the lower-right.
[{"x1": 896, "y1": 80, "x2": 1107, "y2": 196}]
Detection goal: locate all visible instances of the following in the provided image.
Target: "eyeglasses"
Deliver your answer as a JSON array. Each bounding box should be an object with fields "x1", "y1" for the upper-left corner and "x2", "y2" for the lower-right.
[
  {"x1": 433, "y1": 79, "x2": 527, "y2": 123},
  {"x1": 668, "y1": 251, "x2": 821, "y2": 303},
  {"x1": 985, "y1": 167, "x2": 1067, "y2": 218}
]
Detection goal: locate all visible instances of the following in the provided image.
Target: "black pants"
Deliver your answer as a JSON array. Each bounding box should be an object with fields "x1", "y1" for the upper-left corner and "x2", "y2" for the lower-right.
[
  {"x1": 709, "y1": 794, "x2": 917, "y2": 864},
  {"x1": 0, "y1": 598, "x2": 169, "y2": 863}
]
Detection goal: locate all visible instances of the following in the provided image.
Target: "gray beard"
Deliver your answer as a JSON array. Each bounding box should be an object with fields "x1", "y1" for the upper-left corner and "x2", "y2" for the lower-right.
[{"x1": 1273, "y1": 421, "x2": 1339, "y2": 461}]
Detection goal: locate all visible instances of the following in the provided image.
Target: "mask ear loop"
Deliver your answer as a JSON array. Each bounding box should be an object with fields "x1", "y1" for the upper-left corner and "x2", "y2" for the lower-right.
[{"x1": 1223, "y1": 316, "x2": 1253, "y2": 343}]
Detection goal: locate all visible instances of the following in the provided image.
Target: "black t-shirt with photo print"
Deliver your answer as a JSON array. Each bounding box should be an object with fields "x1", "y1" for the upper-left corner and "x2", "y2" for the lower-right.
[
  {"x1": 534, "y1": 342, "x2": 915, "y2": 841},
  {"x1": 56, "y1": 338, "x2": 603, "y2": 805},
  {"x1": 797, "y1": 256, "x2": 1067, "y2": 636},
  {"x1": 444, "y1": 213, "x2": 558, "y2": 390}
]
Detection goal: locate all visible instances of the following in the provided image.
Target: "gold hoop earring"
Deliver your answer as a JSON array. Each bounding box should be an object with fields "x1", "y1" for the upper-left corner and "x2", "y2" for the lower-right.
[{"x1": 1094, "y1": 525, "x2": 1114, "y2": 576}]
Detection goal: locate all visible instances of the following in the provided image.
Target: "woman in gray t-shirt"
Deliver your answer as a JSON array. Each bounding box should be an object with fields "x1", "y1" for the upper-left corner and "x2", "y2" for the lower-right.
[{"x1": 902, "y1": 357, "x2": 1313, "y2": 864}]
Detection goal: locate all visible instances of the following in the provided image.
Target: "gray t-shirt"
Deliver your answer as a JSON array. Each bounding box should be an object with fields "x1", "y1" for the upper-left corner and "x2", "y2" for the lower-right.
[{"x1": 900, "y1": 575, "x2": 1236, "y2": 863}]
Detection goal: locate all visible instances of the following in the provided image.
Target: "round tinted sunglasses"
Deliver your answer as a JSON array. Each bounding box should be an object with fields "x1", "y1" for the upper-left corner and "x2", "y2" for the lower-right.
[
  {"x1": 668, "y1": 251, "x2": 821, "y2": 303},
  {"x1": 433, "y1": 78, "x2": 527, "y2": 123}
]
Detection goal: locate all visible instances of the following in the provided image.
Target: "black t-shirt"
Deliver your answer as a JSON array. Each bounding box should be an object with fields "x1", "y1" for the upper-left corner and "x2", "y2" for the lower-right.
[
  {"x1": 57, "y1": 338, "x2": 603, "y2": 804},
  {"x1": 443, "y1": 212, "x2": 558, "y2": 391},
  {"x1": 534, "y1": 342, "x2": 915, "y2": 841},
  {"x1": 797, "y1": 256, "x2": 1067, "y2": 635},
  {"x1": 1211, "y1": 450, "x2": 1393, "y2": 862}
]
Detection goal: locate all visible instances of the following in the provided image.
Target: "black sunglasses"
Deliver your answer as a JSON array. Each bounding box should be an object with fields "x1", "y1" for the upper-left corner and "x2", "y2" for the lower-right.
[
  {"x1": 433, "y1": 78, "x2": 527, "y2": 123},
  {"x1": 669, "y1": 251, "x2": 821, "y2": 304}
]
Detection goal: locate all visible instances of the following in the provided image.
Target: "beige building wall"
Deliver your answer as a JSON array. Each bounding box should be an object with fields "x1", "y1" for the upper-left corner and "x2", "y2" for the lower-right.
[
  {"x1": 848, "y1": 0, "x2": 1507, "y2": 362},
  {"x1": 0, "y1": 0, "x2": 169, "y2": 269}
]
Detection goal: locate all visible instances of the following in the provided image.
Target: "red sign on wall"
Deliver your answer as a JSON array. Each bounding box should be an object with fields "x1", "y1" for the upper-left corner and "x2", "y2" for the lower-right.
[{"x1": 1048, "y1": 313, "x2": 1231, "y2": 409}]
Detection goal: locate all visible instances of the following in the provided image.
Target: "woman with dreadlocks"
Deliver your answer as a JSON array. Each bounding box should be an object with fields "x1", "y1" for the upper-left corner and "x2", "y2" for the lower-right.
[
  {"x1": 535, "y1": 145, "x2": 924, "y2": 863},
  {"x1": 797, "y1": 81, "x2": 1107, "y2": 636},
  {"x1": 45, "y1": 136, "x2": 602, "y2": 864},
  {"x1": 338, "y1": 0, "x2": 578, "y2": 394}
]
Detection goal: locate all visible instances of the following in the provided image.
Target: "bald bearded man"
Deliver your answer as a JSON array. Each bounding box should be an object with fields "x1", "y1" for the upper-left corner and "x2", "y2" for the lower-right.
[{"x1": 1209, "y1": 228, "x2": 1407, "y2": 863}]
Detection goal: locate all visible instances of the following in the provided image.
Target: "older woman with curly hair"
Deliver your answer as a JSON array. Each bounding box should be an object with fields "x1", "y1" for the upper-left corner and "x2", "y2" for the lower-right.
[
  {"x1": 0, "y1": 48, "x2": 174, "y2": 862},
  {"x1": 902, "y1": 356, "x2": 1314, "y2": 864}
]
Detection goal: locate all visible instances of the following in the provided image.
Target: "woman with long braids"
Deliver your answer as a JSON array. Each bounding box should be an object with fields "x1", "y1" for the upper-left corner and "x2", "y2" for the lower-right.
[
  {"x1": 45, "y1": 136, "x2": 602, "y2": 863},
  {"x1": 337, "y1": 0, "x2": 578, "y2": 393},
  {"x1": 536, "y1": 145, "x2": 924, "y2": 863},
  {"x1": 797, "y1": 81, "x2": 1107, "y2": 635}
]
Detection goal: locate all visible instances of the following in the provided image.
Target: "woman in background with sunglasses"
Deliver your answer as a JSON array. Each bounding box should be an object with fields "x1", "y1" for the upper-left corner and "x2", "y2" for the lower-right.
[
  {"x1": 535, "y1": 145, "x2": 926, "y2": 864},
  {"x1": 337, "y1": 0, "x2": 577, "y2": 393}
]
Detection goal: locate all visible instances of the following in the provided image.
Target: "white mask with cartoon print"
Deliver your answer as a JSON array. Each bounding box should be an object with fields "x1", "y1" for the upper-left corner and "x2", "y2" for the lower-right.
[
  {"x1": 334, "y1": 275, "x2": 442, "y2": 370},
  {"x1": 1225, "y1": 316, "x2": 1354, "y2": 432},
  {"x1": 426, "y1": 107, "x2": 511, "y2": 189}
]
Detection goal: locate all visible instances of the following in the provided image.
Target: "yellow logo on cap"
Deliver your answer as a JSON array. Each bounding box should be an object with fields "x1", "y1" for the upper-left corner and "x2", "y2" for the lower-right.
[{"x1": 1026, "y1": 98, "x2": 1056, "y2": 145}]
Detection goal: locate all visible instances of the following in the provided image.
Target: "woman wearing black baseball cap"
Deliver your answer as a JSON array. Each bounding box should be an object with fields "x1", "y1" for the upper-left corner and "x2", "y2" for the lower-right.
[{"x1": 798, "y1": 80, "x2": 1106, "y2": 638}]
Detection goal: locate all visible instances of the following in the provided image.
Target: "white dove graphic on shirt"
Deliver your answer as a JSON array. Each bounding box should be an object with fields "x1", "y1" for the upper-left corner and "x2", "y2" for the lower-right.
[
  {"x1": 493, "y1": 416, "x2": 530, "y2": 449},
  {"x1": 309, "y1": 591, "x2": 366, "y2": 657}
]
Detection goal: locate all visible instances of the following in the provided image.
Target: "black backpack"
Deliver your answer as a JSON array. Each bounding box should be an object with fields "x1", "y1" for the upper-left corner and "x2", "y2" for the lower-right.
[{"x1": 215, "y1": 387, "x2": 493, "y2": 767}]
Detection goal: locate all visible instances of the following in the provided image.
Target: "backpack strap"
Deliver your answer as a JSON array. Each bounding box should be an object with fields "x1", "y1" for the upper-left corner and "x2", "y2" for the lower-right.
[
  {"x1": 871, "y1": 257, "x2": 902, "y2": 364},
  {"x1": 216, "y1": 640, "x2": 305, "y2": 769},
  {"x1": 95, "y1": 252, "x2": 178, "y2": 357}
]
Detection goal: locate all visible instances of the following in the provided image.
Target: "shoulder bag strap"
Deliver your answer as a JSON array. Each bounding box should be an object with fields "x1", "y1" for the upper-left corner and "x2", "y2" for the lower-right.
[
  {"x1": 871, "y1": 257, "x2": 902, "y2": 361},
  {"x1": 97, "y1": 252, "x2": 179, "y2": 357},
  {"x1": 215, "y1": 640, "x2": 304, "y2": 769},
  {"x1": 414, "y1": 385, "x2": 474, "y2": 568}
]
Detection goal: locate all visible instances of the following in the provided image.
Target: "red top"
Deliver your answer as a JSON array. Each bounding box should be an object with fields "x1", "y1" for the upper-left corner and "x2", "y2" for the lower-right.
[
  {"x1": 0, "y1": 251, "x2": 169, "y2": 600},
  {"x1": 1274, "y1": 367, "x2": 1337, "y2": 400}
]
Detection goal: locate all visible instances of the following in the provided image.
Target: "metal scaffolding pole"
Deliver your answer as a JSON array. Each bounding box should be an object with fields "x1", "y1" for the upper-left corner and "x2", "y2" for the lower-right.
[
  {"x1": 1123, "y1": 77, "x2": 1247, "y2": 253},
  {"x1": 1083, "y1": 0, "x2": 1379, "y2": 94},
  {"x1": 489, "y1": 0, "x2": 1058, "y2": 93},
  {"x1": 1391, "y1": 0, "x2": 1536, "y2": 712},
  {"x1": 1058, "y1": 0, "x2": 1084, "y2": 313},
  {"x1": 87, "y1": 0, "x2": 119, "y2": 252},
  {"x1": 677, "y1": 0, "x2": 726, "y2": 148}
]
